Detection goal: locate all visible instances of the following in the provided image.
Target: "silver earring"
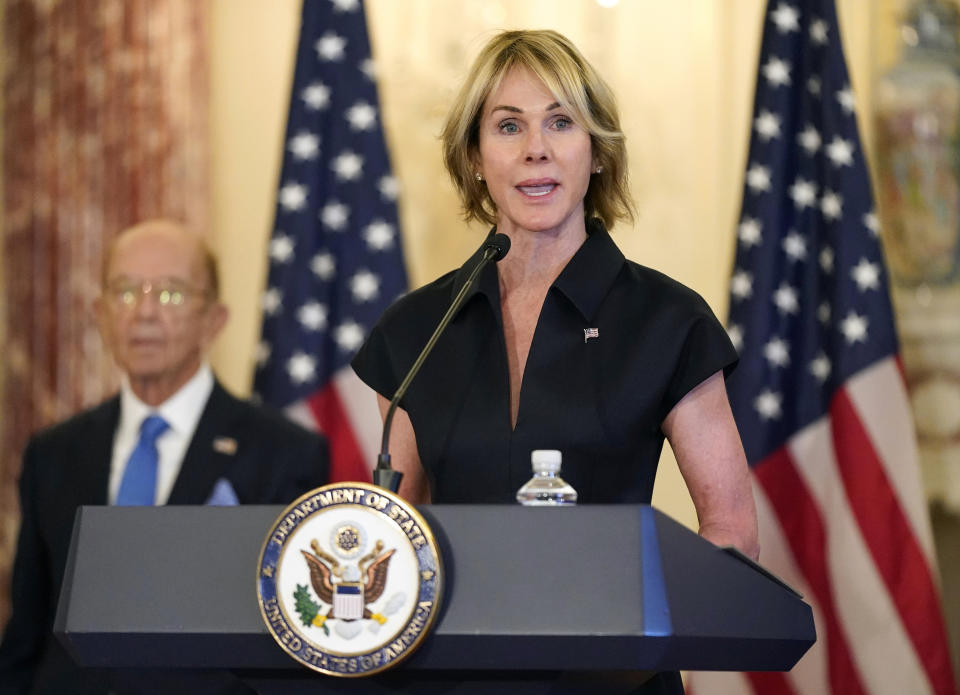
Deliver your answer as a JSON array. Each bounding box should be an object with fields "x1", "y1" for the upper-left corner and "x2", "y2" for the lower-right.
[
  {"x1": 475, "y1": 172, "x2": 483, "y2": 182},
  {"x1": 595, "y1": 165, "x2": 603, "y2": 174}
]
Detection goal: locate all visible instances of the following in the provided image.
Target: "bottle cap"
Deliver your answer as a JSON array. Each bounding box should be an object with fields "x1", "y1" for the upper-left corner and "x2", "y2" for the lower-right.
[{"x1": 531, "y1": 449, "x2": 562, "y2": 473}]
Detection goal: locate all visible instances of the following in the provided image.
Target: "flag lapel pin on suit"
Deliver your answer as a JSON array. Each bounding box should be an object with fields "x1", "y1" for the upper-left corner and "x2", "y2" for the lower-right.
[{"x1": 212, "y1": 437, "x2": 238, "y2": 455}]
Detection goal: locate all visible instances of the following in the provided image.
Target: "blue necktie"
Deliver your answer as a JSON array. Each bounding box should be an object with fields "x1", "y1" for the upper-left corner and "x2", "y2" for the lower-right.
[{"x1": 116, "y1": 414, "x2": 169, "y2": 506}]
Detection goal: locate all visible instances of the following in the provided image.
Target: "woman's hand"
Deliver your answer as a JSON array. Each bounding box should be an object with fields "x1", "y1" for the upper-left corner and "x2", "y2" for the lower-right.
[
  {"x1": 376, "y1": 394, "x2": 432, "y2": 504},
  {"x1": 662, "y1": 371, "x2": 760, "y2": 561}
]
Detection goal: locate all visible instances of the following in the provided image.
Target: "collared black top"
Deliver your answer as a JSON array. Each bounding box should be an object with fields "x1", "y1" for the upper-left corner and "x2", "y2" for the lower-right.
[{"x1": 352, "y1": 219, "x2": 737, "y2": 504}]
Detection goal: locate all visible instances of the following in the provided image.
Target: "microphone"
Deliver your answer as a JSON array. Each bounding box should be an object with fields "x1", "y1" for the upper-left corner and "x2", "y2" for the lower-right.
[
  {"x1": 483, "y1": 232, "x2": 511, "y2": 262},
  {"x1": 373, "y1": 233, "x2": 511, "y2": 492}
]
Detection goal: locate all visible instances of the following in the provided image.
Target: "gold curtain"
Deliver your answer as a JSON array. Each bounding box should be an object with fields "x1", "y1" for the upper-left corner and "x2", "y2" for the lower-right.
[{"x1": 0, "y1": 0, "x2": 209, "y2": 625}]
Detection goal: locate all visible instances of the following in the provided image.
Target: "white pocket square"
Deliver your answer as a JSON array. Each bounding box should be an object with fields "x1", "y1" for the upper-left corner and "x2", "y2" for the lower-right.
[{"x1": 205, "y1": 477, "x2": 239, "y2": 506}]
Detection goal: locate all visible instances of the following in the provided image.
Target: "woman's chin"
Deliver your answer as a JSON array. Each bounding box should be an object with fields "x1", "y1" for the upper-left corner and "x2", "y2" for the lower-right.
[{"x1": 500, "y1": 214, "x2": 585, "y2": 237}]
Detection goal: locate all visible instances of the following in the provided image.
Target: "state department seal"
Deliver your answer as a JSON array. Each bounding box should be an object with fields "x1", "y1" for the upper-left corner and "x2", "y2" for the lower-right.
[{"x1": 256, "y1": 482, "x2": 443, "y2": 677}]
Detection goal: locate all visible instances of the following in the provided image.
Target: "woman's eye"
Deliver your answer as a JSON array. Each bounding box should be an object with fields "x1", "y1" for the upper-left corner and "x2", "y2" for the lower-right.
[
  {"x1": 498, "y1": 121, "x2": 519, "y2": 134},
  {"x1": 553, "y1": 117, "x2": 572, "y2": 130}
]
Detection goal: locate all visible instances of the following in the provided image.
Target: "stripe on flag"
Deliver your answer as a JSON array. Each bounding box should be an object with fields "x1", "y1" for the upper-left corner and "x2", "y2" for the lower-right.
[
  {"x1": 787, "y1": 401, "x2": 929, "y2": 694},
  {"x1": 755, "y1": 446, "x2": 870, "y2": 695}
]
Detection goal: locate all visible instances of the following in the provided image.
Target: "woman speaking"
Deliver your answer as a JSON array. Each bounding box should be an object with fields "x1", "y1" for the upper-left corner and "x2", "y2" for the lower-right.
[
  {"x1": 354, "y1": 28, "x2": 757, "y2": 546},
  {"x1": 352, "y1": 31, "x2": 758, "y2": 689}
]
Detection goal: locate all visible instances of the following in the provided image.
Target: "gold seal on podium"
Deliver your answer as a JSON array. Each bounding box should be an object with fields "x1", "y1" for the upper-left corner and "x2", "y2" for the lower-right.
[{"x1": 256, "y1": 483, "x2": 443, "y2": 677}]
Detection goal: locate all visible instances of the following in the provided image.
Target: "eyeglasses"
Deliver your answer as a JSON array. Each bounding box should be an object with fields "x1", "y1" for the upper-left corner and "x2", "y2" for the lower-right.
[{"x1": 105, "y1": 278, "x2": 210, "y2": 311}]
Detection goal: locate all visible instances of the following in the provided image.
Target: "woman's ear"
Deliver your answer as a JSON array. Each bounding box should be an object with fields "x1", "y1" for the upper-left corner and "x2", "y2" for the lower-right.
[{"x1": 470, "y1": 152, "x2": 483, "y2": 183}]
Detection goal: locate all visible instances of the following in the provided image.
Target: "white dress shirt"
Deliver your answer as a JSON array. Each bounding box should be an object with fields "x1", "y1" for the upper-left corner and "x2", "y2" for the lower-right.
[{"x1": 108, "y1": 364, "x2": 215, "y2": 505}]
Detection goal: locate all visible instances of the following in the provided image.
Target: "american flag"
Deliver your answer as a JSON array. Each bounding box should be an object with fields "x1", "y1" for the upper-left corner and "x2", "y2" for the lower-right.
[
  {"x1": 689, "y1": 2, "x2": 957, "y2": 694},
  {"x1": 253, "y1": 0, "x2": 407, "y2": 483}
]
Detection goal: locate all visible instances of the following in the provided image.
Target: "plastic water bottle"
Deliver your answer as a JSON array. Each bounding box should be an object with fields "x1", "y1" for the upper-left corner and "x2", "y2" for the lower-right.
[{"x1": 516, "y1": 450, "x2": 578, "y2": 506}]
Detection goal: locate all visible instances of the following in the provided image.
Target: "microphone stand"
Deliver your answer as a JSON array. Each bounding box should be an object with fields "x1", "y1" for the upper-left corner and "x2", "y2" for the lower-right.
[{"x1": 373, "y1": 235, "x2": 510, "y2": 492}]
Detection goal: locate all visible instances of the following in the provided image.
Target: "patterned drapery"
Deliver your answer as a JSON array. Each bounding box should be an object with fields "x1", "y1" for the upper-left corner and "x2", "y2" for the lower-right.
[{"x1": 0, "y1": 0, "x2": 209, "y2": 626}]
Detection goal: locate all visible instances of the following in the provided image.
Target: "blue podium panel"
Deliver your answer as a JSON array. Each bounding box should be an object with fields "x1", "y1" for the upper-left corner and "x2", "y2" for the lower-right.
[{"x1": 55, "y1": 505, "x2": 814, "y2": 673}]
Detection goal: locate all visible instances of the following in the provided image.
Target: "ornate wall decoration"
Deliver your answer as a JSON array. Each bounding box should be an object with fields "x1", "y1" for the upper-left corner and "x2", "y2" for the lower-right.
[
  {"x1": 0, "y1": 0, "x2": 209, "y2": 625},
  {"x1": 875, "y1": 0, "x2": 960, "y2": 512}
]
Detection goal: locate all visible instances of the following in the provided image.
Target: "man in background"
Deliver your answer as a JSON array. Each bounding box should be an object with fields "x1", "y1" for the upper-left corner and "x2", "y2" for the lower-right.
[{"x1": 0, "y1": 219, "x2": 329, "y2": 694}]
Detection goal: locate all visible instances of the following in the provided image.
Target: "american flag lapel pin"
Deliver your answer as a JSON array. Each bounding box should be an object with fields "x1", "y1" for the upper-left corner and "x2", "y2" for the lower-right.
[
  {"x1": 584, "y1": 328, "x2": 599, "y2": 343},
  {"x1": 213, "y1": 437, "x2": 238, "y2": 455}
]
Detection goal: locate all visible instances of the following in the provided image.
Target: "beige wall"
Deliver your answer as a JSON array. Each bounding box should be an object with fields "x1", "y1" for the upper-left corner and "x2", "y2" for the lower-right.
[
  {"x1": 0, "y1": 0, "x2": 5, "y2": 438},
  {"x1": 209, "y1": 2, "x2": 301, "y2": 393},
  {"x1": 207, "y1": 0, "x2": 883, "y2": 528}
]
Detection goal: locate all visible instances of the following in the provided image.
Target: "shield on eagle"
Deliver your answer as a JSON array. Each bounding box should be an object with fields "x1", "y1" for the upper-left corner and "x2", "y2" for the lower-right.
[{"x1": 333, "y1": 582, "x2": 364, "y2": 620}]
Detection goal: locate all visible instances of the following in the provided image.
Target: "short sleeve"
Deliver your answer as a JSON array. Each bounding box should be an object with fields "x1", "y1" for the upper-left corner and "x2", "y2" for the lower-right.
[
  {"x1": 351, "y1": 322, "x2": 402, "y2": 401},
  {"x1": 660, "y1": 307, "x2": 739, "y2": 419}
]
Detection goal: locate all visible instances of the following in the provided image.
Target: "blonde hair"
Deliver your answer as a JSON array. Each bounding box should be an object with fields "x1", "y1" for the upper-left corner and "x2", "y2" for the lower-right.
[{"x1": 441, "y1": 29, "x2": 634, "y2": 228}]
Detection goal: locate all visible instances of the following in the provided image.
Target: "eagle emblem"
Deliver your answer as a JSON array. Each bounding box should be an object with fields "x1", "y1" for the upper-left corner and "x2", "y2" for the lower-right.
[
  {"x1": 293, "y1": 525, "x2": 399, "y2": 637},
  {"x1": 257, "y1": 482, "x2": 443, "y2": 676}
]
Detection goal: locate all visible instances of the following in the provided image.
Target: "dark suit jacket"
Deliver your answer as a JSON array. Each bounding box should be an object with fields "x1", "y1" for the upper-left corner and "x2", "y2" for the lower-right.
[{"x1": 0, "y1": 380, "x2": 329, "y2": 695}]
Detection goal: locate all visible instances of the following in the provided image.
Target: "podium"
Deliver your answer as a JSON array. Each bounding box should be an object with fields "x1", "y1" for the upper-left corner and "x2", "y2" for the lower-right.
[{"x1": 54, "y1": 504, "x2": 815, "y2": 693}]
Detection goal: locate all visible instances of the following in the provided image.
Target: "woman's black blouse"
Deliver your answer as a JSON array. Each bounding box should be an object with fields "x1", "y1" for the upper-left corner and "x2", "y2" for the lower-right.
[{"x1": 351, "y1": 219, "x2": 738, "y2": 504}]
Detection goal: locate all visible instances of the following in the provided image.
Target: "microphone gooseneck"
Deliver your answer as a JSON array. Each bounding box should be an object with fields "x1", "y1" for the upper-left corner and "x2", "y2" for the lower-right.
[{"x1": 373, "y1": 233, "x2": 511, "y2": 492}]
